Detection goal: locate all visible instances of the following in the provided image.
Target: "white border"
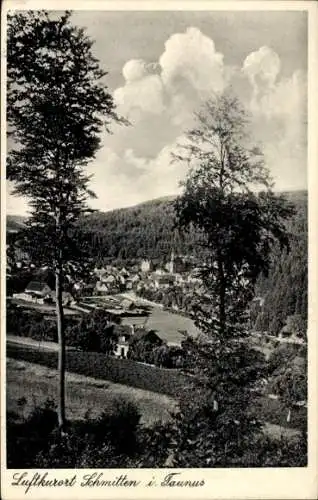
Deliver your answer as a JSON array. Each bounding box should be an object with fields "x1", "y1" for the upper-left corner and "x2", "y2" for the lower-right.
[{"x1": 1, "y1": 2, "x2": 317, "y2": 499}]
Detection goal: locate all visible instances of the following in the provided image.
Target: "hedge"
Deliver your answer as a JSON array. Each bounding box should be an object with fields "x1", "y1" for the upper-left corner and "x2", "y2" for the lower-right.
[{"x1": 6, "y1": 343, "x2": 194, "y2": 398}]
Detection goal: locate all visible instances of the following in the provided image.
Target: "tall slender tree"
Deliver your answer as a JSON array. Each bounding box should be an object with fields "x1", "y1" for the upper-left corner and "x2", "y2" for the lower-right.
[
  {"x1": 174, "y1": 92, "x2": 294, "y2": 339},
  {"x1": 7, "y1": 10, "x2": 122, "y2": 430},
  {"x1": 163, "y1": 92, "x2": 297, "y2": 465}
]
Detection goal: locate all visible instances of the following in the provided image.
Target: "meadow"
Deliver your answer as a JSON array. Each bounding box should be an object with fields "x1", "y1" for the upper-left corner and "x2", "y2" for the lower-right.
[
  {"x1": 7, "y1": 358, "x2": 177, "y2": 426},
  {"x1": 7, "y1": 342, "x2": 306, "y2": 434}
]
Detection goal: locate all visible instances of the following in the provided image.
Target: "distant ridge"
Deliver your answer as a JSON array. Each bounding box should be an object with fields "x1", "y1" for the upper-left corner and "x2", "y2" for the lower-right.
[
  {"x1": 7, "y1": 189, "x2": 307, "y2": 222},
  {"x1": 6, "y1": 215, "x2": 27, "y2": 233},
  {"x1": 98, "y1": 195, "x2": 177, "y2": 215}
]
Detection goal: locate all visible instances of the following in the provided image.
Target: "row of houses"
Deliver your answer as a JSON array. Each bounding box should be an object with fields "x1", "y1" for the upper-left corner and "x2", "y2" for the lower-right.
[
  {"x1": 94, "y1": 264, "x2": 203, "y2": 295},
  {"x1": 11, "y1": 279, "x2": 188, "y2": 360}
]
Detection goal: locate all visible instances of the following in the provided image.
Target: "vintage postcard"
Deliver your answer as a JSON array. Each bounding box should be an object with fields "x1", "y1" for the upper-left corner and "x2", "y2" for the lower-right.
[{"x1": 1, "y1": 0, "x2": 317, "y2": 499}]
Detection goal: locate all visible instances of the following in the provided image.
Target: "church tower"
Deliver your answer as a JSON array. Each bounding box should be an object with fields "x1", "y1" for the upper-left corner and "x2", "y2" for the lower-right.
[{"x1": 169, "y1": 249, "x2": 175, "y2": 274}]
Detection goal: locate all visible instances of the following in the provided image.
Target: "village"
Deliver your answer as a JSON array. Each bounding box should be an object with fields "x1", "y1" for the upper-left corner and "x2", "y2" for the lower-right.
[
  {"x1": 7, "y1": 242, "x2": 305, "y2": 375},
  {"x1": 7, "y1": 250, "x2": 207, "y2": 363}
]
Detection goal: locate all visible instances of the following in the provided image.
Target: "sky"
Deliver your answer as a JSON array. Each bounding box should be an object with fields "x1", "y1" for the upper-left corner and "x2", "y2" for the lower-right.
[{"x1": 6, "y1": 10, "x2": 308, "y2": 215}]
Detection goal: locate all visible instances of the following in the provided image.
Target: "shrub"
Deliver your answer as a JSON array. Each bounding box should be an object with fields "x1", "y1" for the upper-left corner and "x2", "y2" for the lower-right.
[
  {"x1": 7, "y1": 398, "x2": 141, "y2": 468},
  {"x1": 7, "y1": 399, "x2": 58, "y2": 468}
]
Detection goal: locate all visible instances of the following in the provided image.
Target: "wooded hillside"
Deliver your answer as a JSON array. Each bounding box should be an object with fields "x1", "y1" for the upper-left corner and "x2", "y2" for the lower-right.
[{"x1": 7, "y1": 190, "x2": 307, "y2": 334}]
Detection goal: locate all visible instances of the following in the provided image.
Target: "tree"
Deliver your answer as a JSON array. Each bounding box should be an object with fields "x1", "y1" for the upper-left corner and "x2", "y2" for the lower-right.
[
  {"x1": 174, "y1": 92, "x2": 294, "y2": 338},
  {"x1": 168, "y1": 92, "x2": 296, "y2": 465},
  {"x1": 7, "y1": 11, "x2": 122, "y2": 430},
  {"x1": 280, "y1": 314, "x2": 307, "y2": 338}
]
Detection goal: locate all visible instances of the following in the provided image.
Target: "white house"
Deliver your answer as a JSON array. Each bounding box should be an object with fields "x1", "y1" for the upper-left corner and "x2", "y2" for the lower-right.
[
  {"x1": 14, "y1": 281, "x2": 53, "y2": 304},
  {"x1": 95, "y1": 281, "x2": 108, "y2": 294},
  {"x1": 140, "y1": 259, "x2": 151, "y2": 273}
]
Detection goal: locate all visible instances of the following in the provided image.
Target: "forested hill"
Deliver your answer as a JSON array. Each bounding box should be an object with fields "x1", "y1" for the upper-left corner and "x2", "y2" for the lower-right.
[
  {"x1": 78, "y1": 196, "x2": 201, "y2": 264},
  {"x1": 252, "y1": 190, "x2": 307, "y2": 334},
  {"x1": 8, "y1": 191, "x2": 307, "y2": 266},
  {"x1": 79, "y1": 190, "x2": 308, "y2": 334},
  {"x1": 77, "y1": 191, "x2": 306, "y2": 261},
  {"x1": 7, "y1": 190, "x2": 307, "y2": 333}
]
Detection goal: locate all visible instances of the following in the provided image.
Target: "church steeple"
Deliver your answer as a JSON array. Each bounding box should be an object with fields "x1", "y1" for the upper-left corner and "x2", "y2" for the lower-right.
[{"x1": 169, "y1": 249, "x2": 175, "y2": 274}]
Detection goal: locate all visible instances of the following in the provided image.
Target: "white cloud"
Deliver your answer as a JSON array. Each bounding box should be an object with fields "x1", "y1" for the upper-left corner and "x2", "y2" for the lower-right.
[
  {"x1": 114, "y1": 72, "x2": 165, "y2": 120},
  {"x1": 243, "y1": 46, "x2": 281, "y2": 91},
  {"x1": 122, "y1": 59, "x2": 148, "y2": 82},
  {"x1": 160, "y1": 26, "x2": 225, "y2": 96},
  {"x1": 241, "y1": 47, "x2": 307, "y2": 189},
  {"x1": 114, "y1": 26, "x2": 226, "y2": 128},
  {"x1": 87, "y1": 137, "x2": 188, "y2": 212},
  {"x1": 6, "y1": 30, "x2": 307, "y2": 216}
]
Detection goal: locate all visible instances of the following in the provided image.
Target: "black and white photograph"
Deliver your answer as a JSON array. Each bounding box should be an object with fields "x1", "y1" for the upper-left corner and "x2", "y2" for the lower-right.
[{"x1": 1, "y1": 1, "x2": 317, "y2": 498}]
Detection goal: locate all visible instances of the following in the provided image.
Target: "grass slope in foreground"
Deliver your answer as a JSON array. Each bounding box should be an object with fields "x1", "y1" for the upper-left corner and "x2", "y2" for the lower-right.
[{"x1": 7, "y1": 358, "x2": 176, "y2": 426}]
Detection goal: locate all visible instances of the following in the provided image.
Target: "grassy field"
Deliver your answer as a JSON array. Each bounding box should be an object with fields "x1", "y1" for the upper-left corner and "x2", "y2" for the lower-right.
[
  {"x1": 7, "y1": 358, "x2": 177, "y2": 426},
  {"x1": 7, "y1": 342, "x2": 192, "y2": 397},
  {"x1": 7, "y1": 342, "x2": 306, "y2": 434}
]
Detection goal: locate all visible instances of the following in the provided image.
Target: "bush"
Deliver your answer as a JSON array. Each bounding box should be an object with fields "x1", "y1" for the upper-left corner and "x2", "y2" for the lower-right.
[
  {"x1": 7, "y1": 396, "x2": 307, "y2": 468},
  {"x1": 7, "y1": 399, "x2": 58, "y2": 468},
  {"x1": 268, "y1": 344, "x2": 306, "y2": 374},
  {"x1": 7, "y1": 398, "x2": 141, "y2": 468}
]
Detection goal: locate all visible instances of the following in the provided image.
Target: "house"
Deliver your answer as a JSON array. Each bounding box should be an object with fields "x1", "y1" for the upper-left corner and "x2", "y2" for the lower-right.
[
  {"x1": 140, "y1": 259, "x2": 151, "y2": 273},
  {"x1": 278, "y1": 326, "x2": 305, "y2": 345},
  {"x1": 103, "y1": 275, "x2": 116, "y2": 285},
  {"x1": 13, "y1": 281, "x2": 53, "y2": 304},
  {"x1": 157, "y1": 274, "x2": 176, "y2": 289},
  {"x1": 61, "y1": 291, "x2": 74, "y2": 306},
  {"x1": 113, "y1": 325, "x2": 134, "y2": 358},
  {"x1": 153, "y1": 268, "x2": 165, "y2": 276},
  {"x1": 25, "y1": 281, "x2": 52, "y2": 296},
  {"x1": 165, "y1": 250, "x2": 175, "y2": 274},
  {"x1": 121, "y1": 298, "x2": 135, "y2": 310},
  {"x1": 119, "y1": 274, "x2": 126, "y2": 286},
  {"x1": 155, "y1": 329, "x2": 188, "y2": 347},
  {"x1": 130, "y1": 328, "x2": 163, "y2": 345},
  {"x1": 95, "y1": 281, "x2": 109, "y2": 294},
  {"x1": 125, "y1": 278, "x2": 133, "y2": 290},
  {"x1": 120, "y1": 267, "x2": 129, "y2": 277},
  {"x1": 131, "y1": 273, "x2": 141, "y2": 284}
]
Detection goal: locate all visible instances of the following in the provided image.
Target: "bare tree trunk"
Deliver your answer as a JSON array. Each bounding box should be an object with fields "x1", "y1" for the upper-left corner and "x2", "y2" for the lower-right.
[
  {"x1": 217, "y1": 255, "x2": 226, "y2": 337},
  {"x1": 56, "y1": 258, "x2": 66, "y2": 431}
]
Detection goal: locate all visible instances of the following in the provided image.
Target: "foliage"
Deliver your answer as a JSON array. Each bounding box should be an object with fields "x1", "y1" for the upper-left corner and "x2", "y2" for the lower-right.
[
  {"x1": 77, "y1": 197, "x2": 197, "y2": 265},
  {"x1": 127, "y1": 332, "x2": 162, "y2": 365},
  {"x1": 268, "y1": 345, "x2": 307, "y2": 409},
  {"x1": 169, "y1": 93, "x2": 301, "y2": 466},
  {"x1": 7, "y1": 10, "x2": 121, "y2": 274},
  {"x1": 7, "y1": 398, "x2": 141, "y2": 468},
  {"x1": 7, "y1": 399, "x2": 58, "y2": 468},
  {"x1": 271, "y1": 369, "x2": 307, "y2": 405},
  {"x1": 7, "y1": 189, "x2": 306, "y2": 335},
  {"x1": 7, "y1": 302, "x2": 117, "y2": 353},
  {"x1": 252, "y1": 192, "x2": 307, "y2": 334},
  {"x1": 7, "y1": 398, "x2": 307, "y2": 468},
  {"x1": 268, "y1": 344, "x2": 306, "y2": 373},
  {"x1": 6, "y1": 303, "x2": 59, "y2": 341},
  {"x1": 153, "y1": 344, "x2": 185, "y2": 368},
  {"x1": 65, "y1": 309, "x2": 116, "y2": 353},
  {"x1": 174, "y1": 94, "x2": 294, "y2": 338}
]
